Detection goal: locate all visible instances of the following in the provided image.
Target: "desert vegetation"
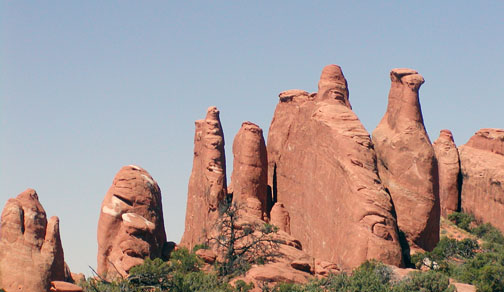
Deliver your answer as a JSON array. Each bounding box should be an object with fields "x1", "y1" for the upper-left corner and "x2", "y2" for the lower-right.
[{"x1": 79, "y1": 211, "x2": 504, "y2": 292}]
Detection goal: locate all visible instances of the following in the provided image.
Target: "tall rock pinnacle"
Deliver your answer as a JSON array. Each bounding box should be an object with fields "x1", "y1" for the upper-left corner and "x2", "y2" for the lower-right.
[
  {"x1": 372, "y1": 68, "x2": 440, "y2": 251},
  {"x1": 433, "y1": 129, "x2": 460, "y2": 217},
  {"x1": 230, "y1": 121, "x2": 268, "y2": 220},
  {"x1": 267, "y1": 64, "x2": 403, "y2": 270},
  {"x1": 180, "y1": 106, "x2": 227, "y2": 250}
]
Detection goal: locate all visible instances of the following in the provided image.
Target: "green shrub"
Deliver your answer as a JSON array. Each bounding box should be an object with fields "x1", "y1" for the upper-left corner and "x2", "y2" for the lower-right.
[
  {"x1": 169, "y1": 247, "x2": 202, "y2": 273},
  {"x1": 456, "y1": 238, "x2": 479, "y2": 258},
  {"x1": 471, "y1": 223, "x2": 504, "y2": 245},
  {"x1": 448, "y1": 212, "x2": 474, "y2": 231},
  {"x1": 392, "y1": 271, "x2": 455, "y2": 292},
  {"x1": 128, "y1": 258, "x2": 170, "y2": 289},
  {"x1": 474, "y1": 264, "x2": 504, "y2": 292},
  {"x1": 193, "y1": 243, "x2": 210, "y2": 252},
  {"x1": 345, "y1": 260, "x2": 392, "y2": 292}
]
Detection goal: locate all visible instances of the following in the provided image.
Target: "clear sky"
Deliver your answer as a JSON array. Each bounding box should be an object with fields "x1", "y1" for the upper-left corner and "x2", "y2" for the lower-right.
[{"x1": 1, "y1": 1, "x2": 503, "y2": 275}]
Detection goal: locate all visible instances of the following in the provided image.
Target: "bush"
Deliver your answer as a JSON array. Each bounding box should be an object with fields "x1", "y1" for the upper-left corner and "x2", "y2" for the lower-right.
[
  {"x1": 209, "y1": 200, "x2": 280, "y2": 278},
  {"x1": 471, "y1": 223, "x2": 504, "y2": 245},
  {"x1": 451, "y1": 251, "x2": 504, "y2": 290},
  {"x1": 392, "y1": 271, "x2": 455, "y2": 292},
  {"x1": 128, "y1": 258, "x2": 170, "y2": 289},
  {"x1": 193, "y1": 243, "x2": 210, "y2": 252},
  {"x1": 475, "y1": 264, "x2": 504, "y2": 292},
  {"x1": 448, "y1": 212, "x2": 474, "y2": 231},
  {"x1": 168, "y1": 247, "x2": 202, "y2": 273}
]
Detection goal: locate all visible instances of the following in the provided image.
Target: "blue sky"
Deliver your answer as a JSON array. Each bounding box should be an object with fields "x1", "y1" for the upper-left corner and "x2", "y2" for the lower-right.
[{"x1": 1, "y1": 1, "x2": 503, "y2": 275}]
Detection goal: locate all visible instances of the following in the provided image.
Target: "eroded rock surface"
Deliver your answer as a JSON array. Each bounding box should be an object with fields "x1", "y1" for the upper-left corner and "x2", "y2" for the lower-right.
[
  {"x1": 270, "y1": 203, "x2": 290, "y2": 234},
  {"x1": 231, "y1": 121, "x2": 268, "y2": 220},
  {"x1": 50, "y1": 281, "x2": 83, "y2": 292},
  {"x1": 433, "y1": 129, "x2": 460, "y2": 217},
  {"x1": 0, "y1": 189, "x2": 65, "y2": 292},
  {"x1": 459, "y1": 128, "x2": 504, "y2": 233},
  {"x1": 97, "y1": 165, "x2": 167, "y2": 279},
  {"x1": 372, "y1": 68, "x2": 440, "y2": 251},
  {"x1": 180, "y1": 106, "x2": 228, "y2": 251},
  {"x1": 267, "y1": 65, "x2": 403, "y2": 270}
]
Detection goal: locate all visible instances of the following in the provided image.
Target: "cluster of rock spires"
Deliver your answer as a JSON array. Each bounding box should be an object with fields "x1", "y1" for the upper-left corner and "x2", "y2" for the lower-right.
[{"x1": 1, "y1": 64, "x2": 503, "y2": 291}]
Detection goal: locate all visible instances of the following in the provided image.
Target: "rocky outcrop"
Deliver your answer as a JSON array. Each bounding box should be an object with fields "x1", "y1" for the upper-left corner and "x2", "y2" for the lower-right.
[
  {"x1": 0, "y1": 189, "x2": 66, "y2": 292},
  {"x1": 49, "y1": 281, "x2": 83, "y2": 292},
  {"x1": 230, "y1": 214, "x2": 328, "y2": 291},
  {"x1": 267, "y1": 64, "x2": 403, "y2": 270},
  {"x1": 459, "y1": 129, "x2": 504, "y2": 233},
  {"x1": 97, "y1": 165, "x2": 167, "y2": 279},
  {"x1": 270, "y1": 203, "x2": 290, "y2": 234},
  {"x1": 180, "y1": 106, "x2": 228, "y2": 251},
  {"x1": 231, "y1": 121, "x2": 268, "y2": 220},
  {"x1": 433, "y1": 130, "x2": 460, "y2": 217},
  {"x1": 372, "y1": 68, "x2": 440, "y2": 251}
]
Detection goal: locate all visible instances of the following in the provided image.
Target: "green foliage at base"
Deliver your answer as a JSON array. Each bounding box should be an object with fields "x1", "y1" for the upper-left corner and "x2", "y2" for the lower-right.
[
  {"x1": 82, "y1": 248, "x2": 253, "y2": 292},
  {"x1": 81, "y1": 211, "x2": 504, "y2": 292},
  {"x1": 392, "y1": 271, "x2": 455, "y2": 292},
  {"x1": 263, "y1": 261, "x2": 454, "y2": 292},
  {"x1": 447, "y1": 212, "x2": 474, "y2": 231},
  {"x1": 423, "y1": 212, "x2": 504, "y2": 292}
]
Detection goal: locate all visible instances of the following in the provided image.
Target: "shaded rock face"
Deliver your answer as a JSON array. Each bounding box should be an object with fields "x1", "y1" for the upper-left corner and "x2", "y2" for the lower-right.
[
  {"x1": 433, "y1": 130, "x2": 460, "y2": 217},
  {"x1": 0, "y1": 189, "x2": 65, "y2": 292},
  {"x1": 459, "y1": 129, "x2": 504, "y2": 233},
  {"x1": 97, "y1": 165, "x2": 166, "y2": 279},
  {"x1": 180, "y1": 106, "x2": 227, "y2": 251},
  {"x1": 267, "y1": 65, "x2": 403, "y2": 270},
  {"x1": 372, "y1": 68, "x2": 440, "y2": 251},
  {"x1": 231, "y1": 121, "x2": 268, "y2": 220}
]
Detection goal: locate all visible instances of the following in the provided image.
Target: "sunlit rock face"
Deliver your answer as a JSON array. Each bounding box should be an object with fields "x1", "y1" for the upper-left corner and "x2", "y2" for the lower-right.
[
  {"x1": 180, "y1": 106, "x2": 228, "y2": 251},
  {"x1": 97, "y1": 165, "x2": 167, "y2": 280},
  {"x1": 267, "y1": 65, "x2": 403, "y2": 270},
  {"x1": 433, "y1": 129, "x2": 460, "y2": 217},
  {"x1": 372, "y1": 68, "x2": 440, "y2": 252},
  {"x1": 459, "y1": 128, "x2": 504, "y2": 233},
  {"x1": 0, "y1": 189, "x2": 65, "y2": 292},
  {"x1": 231, "y1": 121, "x2": 268, "y2": 220}
]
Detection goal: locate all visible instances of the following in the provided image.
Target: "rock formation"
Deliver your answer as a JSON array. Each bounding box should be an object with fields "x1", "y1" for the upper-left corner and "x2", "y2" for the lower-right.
[
  {"x1": 97, "y1": 165, "x2": 167, "y2": 279},
  {"x1": 433, "y1": 129, "x2": 460, "y2": 217},
  {"x1": 0, "y1": 189, "x2": 65, "y2": 292},
  {"x1": 459, "y1": 128, "x2": 504, "y2": 233},
  {"x1": 181, "y1": 105, "x2": 343, "y2": 288},
  {"x1": 372, "y1": 68, "x2": 440, "y2": 251},
  {"x1": 267, "y1": 65, "x2": 403, "y2": 270},
  {"x1": 270, "y1": 203, "x2": 290, "y2": 234},
  {"x1": 231, "y1": 121, "x2": 268, "y2": 219},
  {"x1": 180, "y1": 106, "x2": 228, "y2": 251},
  {"x1": 49, "y1": 281, "x2": 83, "y2": 292}
]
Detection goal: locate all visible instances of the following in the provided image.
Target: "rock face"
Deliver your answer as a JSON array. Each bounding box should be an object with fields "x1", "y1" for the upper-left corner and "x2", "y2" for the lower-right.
[
  {"x1": 459, "y1": 129, "x2": 504, "y2": 233},
  {"x1": 433, "y1": 130, "x2": 460, "y2": 217},
  {"x1": 180, "y1": 106, "x2": 227, "y2": 251},
  {"x1": 231, "y1": 121, "x2": 268, "y2": 220},
  {"x1": 270, "y1": 203, "x2": 290, "y2": 234},
  {"x1": 97, "y1": 165, "x2": 167, "y2": 279},
  {"x1": 50, "y1": 281, "x2": 83, "y2": 292},
  {"x1": 0, "y1": 189, "x2": 65, "y2": 292},
  {"x1": 267, "y1": 65, "x2": 403, "y2": 270},
  {"x1": 372, "y1": 68, "x2": 440, "y2": 251}
]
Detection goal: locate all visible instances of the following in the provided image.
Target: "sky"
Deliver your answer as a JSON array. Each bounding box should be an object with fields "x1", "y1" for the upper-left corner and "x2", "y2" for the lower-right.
[{"x1": 1, "y1": 1, "x2": 503, "y2": 276}]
